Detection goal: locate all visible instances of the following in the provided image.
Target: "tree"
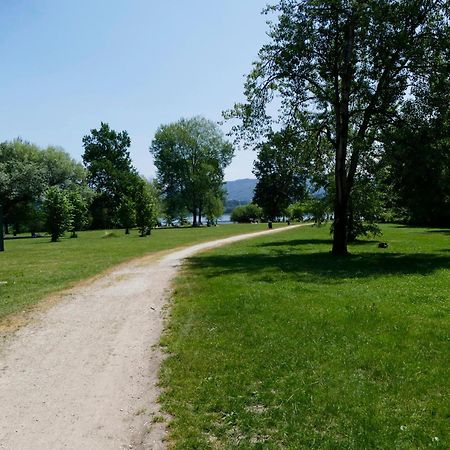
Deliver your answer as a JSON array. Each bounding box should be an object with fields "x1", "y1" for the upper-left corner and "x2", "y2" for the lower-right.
[
  {"x1": 118, "y1": 197, "x2": 136, "y2": 234},
  {"x1": 226, "y1": 0, "x2": 449, "y2": 254},
  {"x1": 67, "y1": 188, "x2": 91, "y2": 238},
  {"x1": 43, "y1": 187, "x2": 72, "y2": 242},
  {"x1": 381, "y1": 63, "x2": 450, "y2": 226},
  {"x1": 204, "y1": 192, "x2": 225, "y2": 225},
  {"x1": 0, "y1": 140, "x2": 45, "y2": 235},
  {"x1": 82, "y1": 123, "x2": 136, "y2": 228},
  {"x1": 253, "y1": 129, "x2": 308, "y2": 220},
  {"x1": 0, "y1": 139, "x2": 88, "y2": 236},
  {"x1": 38, "y1": 146, "x2": 87, "y2": 189},
  {"x1": 135, "y1": 180, "x2": 160, "y2": 237},
  {"x1": 150, "y1": 117, "x2": 234, "y2": 226},
  {"x1": 287, "y1": 201, "x2": 305, "y2": 222}
]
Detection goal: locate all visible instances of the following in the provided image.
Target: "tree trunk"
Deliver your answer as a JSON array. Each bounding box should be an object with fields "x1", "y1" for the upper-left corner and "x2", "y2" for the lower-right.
[
  {"x1": 332, "y1": 13, "x2": 355, "y2": 256},
  {"x1": 125, "y1": 227, "x2": 130, "y2": 234},
  {"x1": 332, "y1": 175, "x2": 348, "y2": 255},
  {"x1": 192, "y1": 209, "x2": 197, "y2": 227}
]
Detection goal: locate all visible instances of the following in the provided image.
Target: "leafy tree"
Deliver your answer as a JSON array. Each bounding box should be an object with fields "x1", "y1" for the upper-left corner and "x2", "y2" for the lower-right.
[
  {"x1": 0, "y1": 140, "x2": 45, "y2": 234},
  {"x1": 287, "y1": 202, "x2": 305, "y2": 222},
  {"x1": 43, "y1": 187, "x2": 72, "y2": 242},
  {"x1": 67, "y1": 188, "x2": 90, "y2": 238},
  {"x1": 0, "y1": 139, "x2": 88, "y2": 236},
  {"x1": 118, "y1": 197, "x2": 136, "y2": 234},
  {"x1": 135, "y1": 180, "x2": 160, "y2": 237},
  {"x1": 82, "y1": 122, "x2": 136, "y2": 228},
  {"x1": 381, "y1": 64, "x2": 450, "y2": 226},
  {"x1": 230, "y1": 204, "x2": 263, "y2": 223},
  {"x1": 38, "y1": 146, "x2": 87, "y2": 189},
  {"x1": 150, "y1": 117, "x2": 234, "y2": 226},
  {"x1": 226, "y1": 0, "x2": 449, "y2": 254},
  {"x1": 253, "y1": 129, "x2": 308, "y2": 220},
  {"x1": 204, "y1": 192, "x2": 225, "y2": 226},
  {"x1": 304, "y1": 197, "x2": 331, "y2": 227}
]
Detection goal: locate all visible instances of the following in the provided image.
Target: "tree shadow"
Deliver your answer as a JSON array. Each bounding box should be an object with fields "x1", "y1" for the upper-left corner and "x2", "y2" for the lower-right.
[
  {"x1": 257, "y1": 238, "x2": 379, "y2": 248},
  {"x1": 187, "y1": 249, "x2": 450, "y2": 285},
  {"x1": 425, "y1": 229, "x2": 450, "y2": 236}
]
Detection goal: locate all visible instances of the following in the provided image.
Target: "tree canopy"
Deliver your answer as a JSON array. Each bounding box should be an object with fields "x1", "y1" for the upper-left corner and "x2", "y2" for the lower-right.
[
  {"x1": 82, "y1": 122, "x2": 138, "y2": 228},
  {"x1": 150, "y1": 117, "x2": 234, "y2": 226},
  {"x1": 253, "y1": 129, "x2": 308, "y2": 220},
  {"x1": 0, "y1": 139, "x2": 89, "y2": 237},
  {"x1": 226, "y1": 0, "x2": 449, "y2": 254}
]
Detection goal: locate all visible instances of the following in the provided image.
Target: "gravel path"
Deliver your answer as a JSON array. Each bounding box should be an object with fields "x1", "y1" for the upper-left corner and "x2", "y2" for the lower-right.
[{"x1": 0, "y1": 225, "x2": 300, "y2": 449}]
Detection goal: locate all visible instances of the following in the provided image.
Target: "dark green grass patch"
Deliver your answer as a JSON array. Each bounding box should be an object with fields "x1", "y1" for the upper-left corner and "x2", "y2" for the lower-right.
[
  {"x1": 160, "y1": 224, "x2": 450, "y2": 449},
  {"x1": 0, "y1": 224, "x2": 279, "y2": 321}
]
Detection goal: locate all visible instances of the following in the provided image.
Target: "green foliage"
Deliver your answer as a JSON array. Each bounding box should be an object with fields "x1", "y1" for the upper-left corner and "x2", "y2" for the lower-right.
[
  {"x1": 82, "y1": 122, "x2": 137, "y2": 228},
  {"x1": 135, "y1": 179, "x2": 159, "y2": 236},
  {"x1": 287, "y1": 201, "x2": 305, "y2": 222},
  {"x1": 204, "y1": 193, "x2": 225, "y2": 226},
  {"x1": 150, "y1": 116, "x2": 233, "y2": 226},
  {"x1": 67, "y1": 188, "x2": 91, "y2": 237},
  {"x1": 43, "y1": 187, "x2": 72, "y2": 242},
  {"x1": 226, "y1": 0, "x2": 449, "y2": 254},
  {"x1": 160, "y1": 225, "x2": 450, "y2": 448},
  {"x1": 253, "y1": 129, "x2": 308, "y2": 220},
  {"x1": 118, "y1": 197, "x2": 136, "y2": 234},
  {"x1": 230, "y1": 204, "x2": 263, "y2": 223},
  {"x1": 305, "y1": 197, "x2": 331, "y2": 226},
  {"x1": 0, "y1": 139, "x2": 89, "y2": 234},
  {"x1": 381, "y1": 65, "x2": 450, "y2": 227}
]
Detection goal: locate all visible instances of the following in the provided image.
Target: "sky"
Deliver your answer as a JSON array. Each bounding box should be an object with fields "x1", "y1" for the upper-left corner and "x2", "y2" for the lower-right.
[{"x1": 0, "y1": 0, "x2": 272, "y2": 181}]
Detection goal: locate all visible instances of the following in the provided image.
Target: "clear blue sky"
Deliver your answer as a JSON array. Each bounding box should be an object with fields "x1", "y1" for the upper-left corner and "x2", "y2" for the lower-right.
[{"x1": 0, "y1": 0, "x2": 271, "y2": 180}]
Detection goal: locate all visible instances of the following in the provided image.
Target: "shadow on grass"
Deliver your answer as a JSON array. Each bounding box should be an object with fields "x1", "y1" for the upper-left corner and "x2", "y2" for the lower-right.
[
  {"x1": 425, "y1": 229, "x2": 450, "y2": 235},
  {"x1": 188, "y1": 248, "x2": 450, "y2": 284},
  {"x1": 257, "y1": 238, "x2": 379, "y2": 248}
]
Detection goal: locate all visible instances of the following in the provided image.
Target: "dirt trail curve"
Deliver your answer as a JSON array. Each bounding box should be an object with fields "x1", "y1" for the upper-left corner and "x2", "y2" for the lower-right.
[{"x1": 0, "y1": 225, "x2": 301, "y2": 450}]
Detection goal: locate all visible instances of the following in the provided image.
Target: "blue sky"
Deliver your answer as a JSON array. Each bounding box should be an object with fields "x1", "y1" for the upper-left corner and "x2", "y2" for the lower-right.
[{"x1": 0, "y1": 0, "x2": 271, "y2": 180}]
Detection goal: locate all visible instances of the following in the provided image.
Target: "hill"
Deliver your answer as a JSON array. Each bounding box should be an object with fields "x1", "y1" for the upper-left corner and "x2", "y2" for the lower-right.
[{"x1": 224, "y1": 178, "x2": 257, "y2": 203}]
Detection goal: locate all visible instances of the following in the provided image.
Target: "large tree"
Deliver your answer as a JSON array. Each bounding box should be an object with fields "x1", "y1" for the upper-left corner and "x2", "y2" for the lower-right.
[
  {"x1": 82, "y1": 122, "x2": 137, "y2": 228},
  {"x1": 226, "y1": 0, "x2": 449, "y2": 254},
  {"x1": 150, "y1": 117, "x2": 234, "y2": 226},
  {"x1": 381, "y1": 61, "x2": 450, "y2": 226}
]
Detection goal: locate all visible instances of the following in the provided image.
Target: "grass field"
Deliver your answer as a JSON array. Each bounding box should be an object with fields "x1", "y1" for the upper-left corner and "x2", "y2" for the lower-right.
[
  {"x1": 160, "y1": 224, "x2": 450, "y2": 449},
  {"x1": 0, "y1": 224, "x2": 282, "y2": 321}
]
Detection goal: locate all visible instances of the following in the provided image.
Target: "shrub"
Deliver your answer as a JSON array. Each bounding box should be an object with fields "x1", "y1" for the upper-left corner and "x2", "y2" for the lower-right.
[{"x1": 230, "y1": 204, "x2": 263, "y2": 223}]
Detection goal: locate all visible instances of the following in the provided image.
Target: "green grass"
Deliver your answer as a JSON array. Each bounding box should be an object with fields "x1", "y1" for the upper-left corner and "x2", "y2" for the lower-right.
[
  {"x1": 0, "y1": 224, "x2": 281, "y2": 321},
  {"x1": 160, "y1": 224, "x2": 450, "y2": 449}
]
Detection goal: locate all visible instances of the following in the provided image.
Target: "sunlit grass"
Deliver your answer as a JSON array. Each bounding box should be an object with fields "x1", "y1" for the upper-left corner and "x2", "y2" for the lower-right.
[
  {"x1": 160, "y1": 224, "x2": 450, "y2": 449},
  {"x1": 0, "y1": 224, "x2": 280, "y2": 320}
]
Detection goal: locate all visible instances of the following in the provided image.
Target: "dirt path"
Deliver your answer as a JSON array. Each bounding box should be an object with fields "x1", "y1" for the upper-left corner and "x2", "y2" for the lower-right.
[{"x1": 0, "y1": 225, "x2": 301, "y2": 449}]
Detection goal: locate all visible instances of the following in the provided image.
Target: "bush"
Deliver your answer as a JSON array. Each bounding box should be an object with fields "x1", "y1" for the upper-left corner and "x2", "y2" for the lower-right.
[{"x1": 230, "y1": 204, "x2": 263, "y2": 223}]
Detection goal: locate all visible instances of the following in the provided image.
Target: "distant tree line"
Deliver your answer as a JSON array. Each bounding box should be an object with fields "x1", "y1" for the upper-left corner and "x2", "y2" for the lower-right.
[{"x1": 0, "y1": 116, "x2": 233, "y2": 247}]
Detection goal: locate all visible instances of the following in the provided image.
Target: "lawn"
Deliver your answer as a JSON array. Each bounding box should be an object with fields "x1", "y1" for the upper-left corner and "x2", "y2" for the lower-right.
[
  {"x1": 0, "y1": 224, "x2": 282, "y2": 321},
  {"x1": 160, "y1": 224, "x2": 450, "y2": 449}
]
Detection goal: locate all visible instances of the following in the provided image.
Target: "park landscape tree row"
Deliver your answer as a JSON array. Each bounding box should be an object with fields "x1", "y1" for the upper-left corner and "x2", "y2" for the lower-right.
[{"x1": 0, "y1": 117, "x2": 234, "y2": 248}]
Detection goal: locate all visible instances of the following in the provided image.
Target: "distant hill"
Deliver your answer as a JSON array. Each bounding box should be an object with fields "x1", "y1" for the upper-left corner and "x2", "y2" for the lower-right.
[{"x1": 224, "y1": 178, "x2": 257, "y2": 203}]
